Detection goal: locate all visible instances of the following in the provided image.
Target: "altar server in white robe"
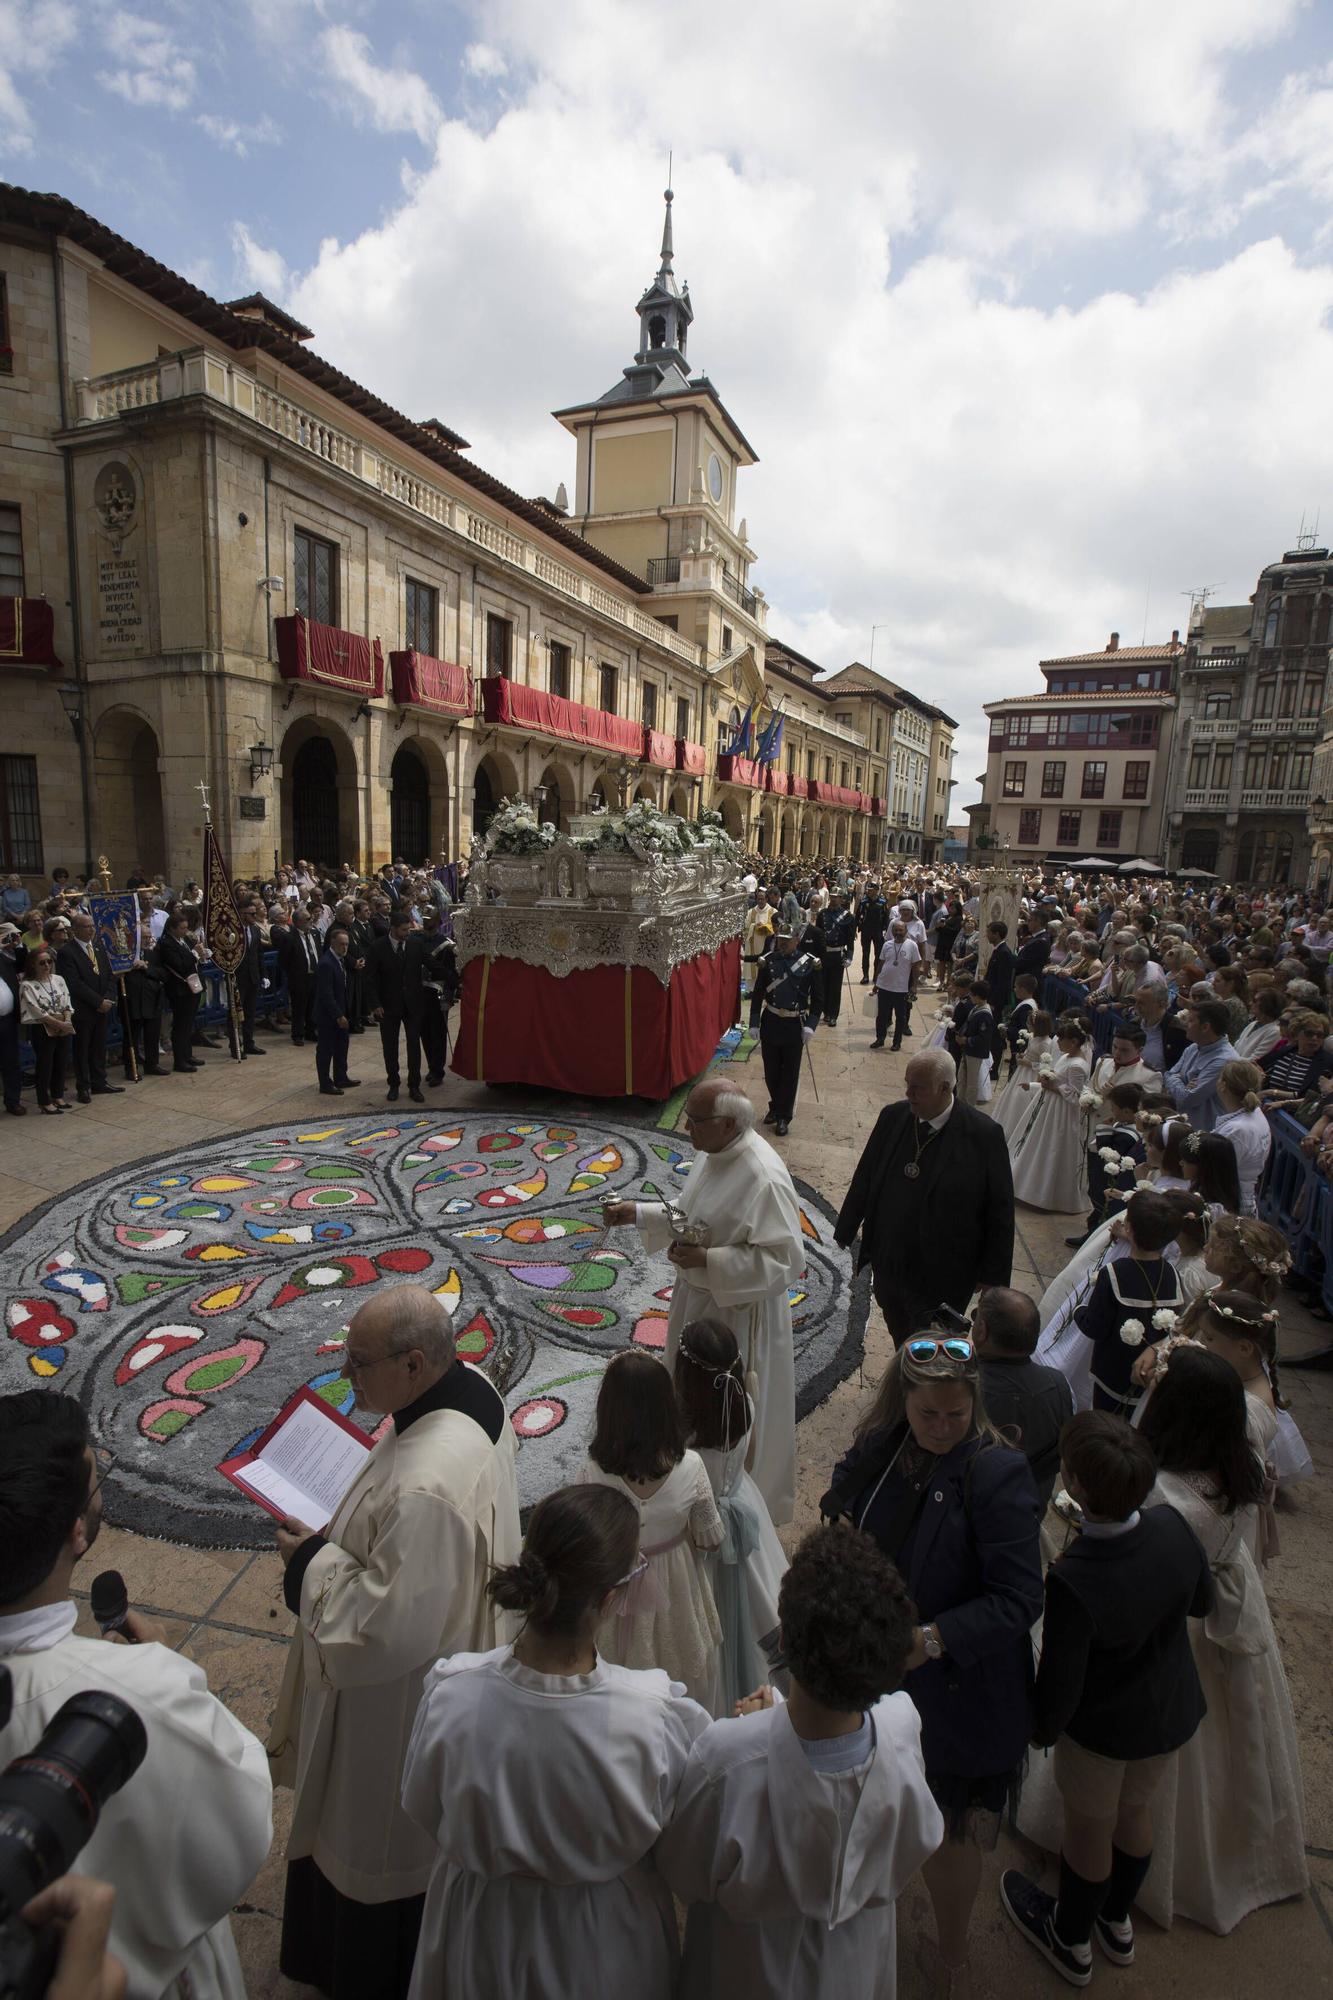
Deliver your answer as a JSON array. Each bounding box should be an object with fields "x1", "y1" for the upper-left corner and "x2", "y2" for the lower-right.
[
  {"x1": 0, "y1": 1391, "x2": 273, "y2": 2000},
  {"x1": 401, "y1": 1483, "x2": 710, "y2": 1999},
  {"x1": 658, "y1": 1522, "x2": 944, "y2": 1998},
  {"x1": 604, "y1": 1076, "x2": 805, "y2": 1524},
  {"x1": 269, "y1": 1285, "x2": 520, "y2": 2000}
]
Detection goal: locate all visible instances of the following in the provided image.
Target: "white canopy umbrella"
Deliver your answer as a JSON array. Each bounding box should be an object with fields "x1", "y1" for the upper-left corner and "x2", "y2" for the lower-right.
[{"x1": 1117, "y1": 858, "x2": 1165, "y2": 874}]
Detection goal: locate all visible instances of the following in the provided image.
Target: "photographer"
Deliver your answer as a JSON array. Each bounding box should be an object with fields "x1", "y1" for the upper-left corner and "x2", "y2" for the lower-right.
[{"x1": 0, "y1": 1393, "x2": 272, "y2": 1999}]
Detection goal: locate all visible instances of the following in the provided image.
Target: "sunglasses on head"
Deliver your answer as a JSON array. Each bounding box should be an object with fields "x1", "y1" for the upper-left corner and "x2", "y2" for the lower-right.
[{"x1": 905, "y1": 1337, "x2": 975, "y2": 1363}]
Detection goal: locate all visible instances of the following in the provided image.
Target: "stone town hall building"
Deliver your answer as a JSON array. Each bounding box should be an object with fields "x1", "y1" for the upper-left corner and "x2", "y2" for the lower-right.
[{"x1": 0, "y1": 183, "x2": 954, "y2": 888}]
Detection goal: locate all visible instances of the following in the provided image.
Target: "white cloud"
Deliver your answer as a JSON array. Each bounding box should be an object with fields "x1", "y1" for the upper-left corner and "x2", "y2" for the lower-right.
[
  {"x1": 230, "y1": 221, "x2": 289, "y2": 298},
  {"x1": 98, "y1": 9, "x2": 197, "y2": 112},
  {"x1": 246, "y1": 0, "x2": 1333, "y2": 803},
  {"x1": 318, "y1": 23, "x2": 442, "y2": 145},
  {"x1": 463, "y1": 42, "x2": 507, "y2": 81},
  {"x1": 0, "y1": 0, "x2": 76, "y2": 155},
  {"x1": 197, "y1": 111, "x2": 279, "y2": 157}
]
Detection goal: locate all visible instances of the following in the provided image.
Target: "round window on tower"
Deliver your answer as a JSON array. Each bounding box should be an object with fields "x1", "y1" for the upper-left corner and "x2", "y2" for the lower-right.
[{"x1": 708, "y1": 453, "x2": 724, "y2": 503}]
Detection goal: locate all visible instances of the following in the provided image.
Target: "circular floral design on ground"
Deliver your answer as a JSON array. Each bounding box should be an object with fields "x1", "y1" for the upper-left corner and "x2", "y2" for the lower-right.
[{"x1": 0, "y1": 1112, "x2": 866, "y2": 1547}]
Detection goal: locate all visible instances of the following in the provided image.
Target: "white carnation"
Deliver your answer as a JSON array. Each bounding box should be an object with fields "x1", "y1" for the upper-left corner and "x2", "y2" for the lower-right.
[
  {"x1": 1120, "y1": 1318, "x2": 1146, "y2": 1346},
  {"x1": 1152, "y1": 1308, "x2": 1180, "y2": 1333}
]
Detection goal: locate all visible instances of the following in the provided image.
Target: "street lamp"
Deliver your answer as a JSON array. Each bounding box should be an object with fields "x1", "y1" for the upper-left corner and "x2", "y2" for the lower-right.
[
  {"x1": 57, "y1": 680, "x2": 83, "y2": 742},
  {"x1": 249, "y1": 740, "x2": 274, "y2": 786}
]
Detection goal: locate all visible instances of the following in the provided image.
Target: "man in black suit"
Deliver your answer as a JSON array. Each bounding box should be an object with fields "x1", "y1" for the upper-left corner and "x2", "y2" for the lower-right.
[
  {"x1": 56, "y1": 912, "x2": 123, "y2": 1103},
  {"x1": 973, "y1": 1286, "x2": 1073, "y2": 1507},
  {"x1": 0, "y1": 921, "x2": 25, "y2": 1114},
  {"x1": 367, "y1": 909, "x2": 425, "y2": 1103},
  {"x1": 410, "y1": 909, "x2": 457, "y2": 1086},
  {"x1": 1015, "y1": 919, "x2": 1053, "y2": 986},
  {"x1": 984, "y1": 921, "x2": 1015, "y2": 1016},
  {"x1": 278, "y1": 910, "x2": 319, "y2": 1045},
  {"x1": 313, "y1": 926, "x2": 361, "y2": 1096},
  {"x1": 835, "y1": 1045, "x2": 1015, "y2": 1345},
  {"x1": 855, "y1": 885, "x2": 889, "y2": 984},
  {"x1": 234, "y1": 900, "x2": 266, "y2": 1057}
]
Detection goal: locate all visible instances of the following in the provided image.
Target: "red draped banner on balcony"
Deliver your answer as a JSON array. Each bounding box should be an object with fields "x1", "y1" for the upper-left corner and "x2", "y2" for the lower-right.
[
  {"x1": 0, "y1": 596, "x2": 63, "y2": 670},
  {"x1": 787, "y1": 775, "x2": 809, "y2": 799},
  {"x1": 389, "y1": 649, "x2": 471, "y2": 716},
  {"x1": 870, "y1": 796, "x2": 887, "y2": 818},
  {"x1": 716, "y1": 753, "x2": 762, "y2": 789},
  {"x1": 480, "y1": 675, "x2": 644, "y2": 755},
  {"x1": 276, "y1": 614, "x2": 384, "y2": 697},
  {"x1": 764, "y1": 768, "x2": 790, "y2": 795},
  {"x1": 675, "y1": 738, "x2": 707, "y2": 775},
  {"x1": 642, "y1": 727, "x2": 677, "y2": 769}
]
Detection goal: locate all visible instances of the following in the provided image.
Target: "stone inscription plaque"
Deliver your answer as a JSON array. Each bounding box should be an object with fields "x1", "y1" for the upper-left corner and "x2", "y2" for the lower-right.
[{"x1": 97, "y1": 554, "x2": 145, "y2": 652}]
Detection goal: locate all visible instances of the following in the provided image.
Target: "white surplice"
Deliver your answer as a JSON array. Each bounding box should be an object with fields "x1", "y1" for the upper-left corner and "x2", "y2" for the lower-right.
[
  {"x1": 400, "y1": 1646, "x2": 710, "y2": 1999},
  {"x1": 656, "y1": 1692, "x2": 944, "y2": 1999},
  {"x1": 635, "y1": 1128, "x2": 806, "y2": 1524},
  {"x1": 268, "y1": 1400, "x2": 521, "y2": 1902},
  {"x1": 0, "y1": 1616, "x2": 272, "y2": 2000}
]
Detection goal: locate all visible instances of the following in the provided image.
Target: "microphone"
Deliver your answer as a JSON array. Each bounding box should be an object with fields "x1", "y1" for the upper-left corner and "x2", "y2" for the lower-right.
[{"x1": 90, "y1": 1569, "x2": 137, "y2": 1642}]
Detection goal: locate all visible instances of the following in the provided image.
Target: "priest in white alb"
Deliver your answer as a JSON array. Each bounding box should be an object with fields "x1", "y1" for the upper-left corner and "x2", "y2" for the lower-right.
[
  {"x1": 604, "y1": 1077, "x2": 804, "y2": 1524},
  {"x1": 268, "y1": 1285, "x2": 521, "y2": 2000}
]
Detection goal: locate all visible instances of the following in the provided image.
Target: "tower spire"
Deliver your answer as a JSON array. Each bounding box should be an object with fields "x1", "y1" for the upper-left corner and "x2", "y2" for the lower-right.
[{"x1": 660, "y1": 184, "x2": 674, "y2": 273}]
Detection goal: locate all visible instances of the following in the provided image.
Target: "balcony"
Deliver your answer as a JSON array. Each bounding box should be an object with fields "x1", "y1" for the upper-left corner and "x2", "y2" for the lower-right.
[
  {"x1": 1182, "y1": 789, "x2": 1232, "y2": 809},
  {"x1": 480, "y1": 675, "x2": 645, "y2": 757},
  {"x1": 1237, "y1": 789, "x2": 1311, "y2": 812},
  {"x1": 1190, "y1": 719, "x2": 1238, "y2": 739},
  {"x1": 74, "y1": 349, "x2": 704, "y2": 671},
  {"x1": 1247, "y1": 716, "x2": 1320, "y2": 737},
  {"x1": 644, "y1": 549, "x2": 765, "y2": 629},
  {"x1": 716, "y1": 753, "x2": 763, "y2": 790}
]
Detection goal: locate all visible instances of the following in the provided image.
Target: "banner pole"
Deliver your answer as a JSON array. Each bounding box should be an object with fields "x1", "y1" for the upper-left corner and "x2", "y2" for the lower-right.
[
  {"x1": 226, "y1": 971, "x2": 243, "y2": 1062},
  {"x1": 116, "y1": 973, "x2": 138, "y2": 1081}
]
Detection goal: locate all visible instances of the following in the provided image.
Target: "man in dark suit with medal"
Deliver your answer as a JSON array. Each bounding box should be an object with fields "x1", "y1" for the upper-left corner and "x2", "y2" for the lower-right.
[
  {"x1": 748, "y1": 923, "x2": 823, "y2": 1137},
  {"x1": 313, "y1": 925, "x2": 360, "y2": 1096},
  {"x1": 835, "y1": 1046, "x2": 1015, "y2": 1345}
]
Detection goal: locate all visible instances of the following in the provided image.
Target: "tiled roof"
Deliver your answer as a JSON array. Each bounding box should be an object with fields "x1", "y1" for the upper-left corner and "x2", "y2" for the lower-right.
[
  {"x1": 1, "y1": 183, "x2": 656, "y2": 601},
  {"x1": 1040, "y1": 642, "x2": 1182, "y2": 667},
  {"x1": 985, "y1": 690, "x2": 1176, "y2": 712}
]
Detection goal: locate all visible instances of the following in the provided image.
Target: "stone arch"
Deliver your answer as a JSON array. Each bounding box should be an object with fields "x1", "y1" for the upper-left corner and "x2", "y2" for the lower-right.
[
  {"x1": 470, "y1": 748, "x2": 521, "y2": 840},
  {"x1": 719, "y1": 795, "x2": 747, "y2": 842},
  {"x1": 280, "y1": 715, "x2": 360, "y2": 872},
  {"x1": 93, "y1": 705, "x2": 165, "y2": 881},
  {"x1": 757, "y1": 806, "x2": 775, "y2": 856},
  {"x1": 798, "y1": 818, "x2": 812, "y2": 858},
  {"x1": 633, "y1": 779, "x2": 658, "y2": 804},
  {"x1": 668, "y1": 785, "x2": 693, "y2": 820},
  {"x1": 537, "y1": 759, "x2": 577, "y2": 831},
  {"x1": 388, "y1": 740, "x2": 434, "y2": 865}
]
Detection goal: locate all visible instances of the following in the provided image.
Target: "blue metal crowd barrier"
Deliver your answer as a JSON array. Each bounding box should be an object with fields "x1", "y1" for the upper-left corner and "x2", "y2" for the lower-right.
[
  {"x1": 1038, "y1": 973, "x2": 1134, "y2": 1056},
  {"x1": 1258, "y1": 1109, "x2": 1333, "y2": 1314}
]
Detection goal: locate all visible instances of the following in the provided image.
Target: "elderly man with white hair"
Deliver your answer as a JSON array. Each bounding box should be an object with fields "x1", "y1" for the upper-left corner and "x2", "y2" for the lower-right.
[
  {"x1": 269, "y1": 1285, "x2": 520, "y2": 2000},
  {"x1": 604, "y1": 1074, "x2": 805, "y2": 1523},
  {"x1": 835, "y1": 1047, "x2": 1016, "y2": 1347}
]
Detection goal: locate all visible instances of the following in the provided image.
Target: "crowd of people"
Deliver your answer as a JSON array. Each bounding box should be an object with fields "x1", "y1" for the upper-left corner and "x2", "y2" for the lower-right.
[{"x1": 0, "y1": 851, "x2": 1325, "y2": 1999}]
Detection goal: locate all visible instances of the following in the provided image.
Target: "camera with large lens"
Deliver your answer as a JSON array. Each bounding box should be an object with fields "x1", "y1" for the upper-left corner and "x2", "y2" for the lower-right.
[{"x1": 0, "y1": 1660, "x2": 147, "y2": 2000}]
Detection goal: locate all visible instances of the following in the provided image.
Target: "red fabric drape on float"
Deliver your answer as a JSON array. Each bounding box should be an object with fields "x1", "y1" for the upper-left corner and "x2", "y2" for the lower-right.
[{"x1": 451, "y1": 937, "x2": 742, "y2": 1098}]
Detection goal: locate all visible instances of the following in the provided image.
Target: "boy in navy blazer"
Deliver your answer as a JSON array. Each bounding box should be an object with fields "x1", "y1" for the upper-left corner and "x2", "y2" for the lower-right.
[{"x1": 1001, "y1": 1411, "x2": 1213, "y2": 1986}]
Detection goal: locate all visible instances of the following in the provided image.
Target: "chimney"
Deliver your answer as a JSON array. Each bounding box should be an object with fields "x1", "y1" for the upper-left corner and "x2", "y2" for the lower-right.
[
  {"x1": 1170, "y1": 628, "x2": 1179, "y2": 644},
  {"x1": 1107, "y1": 632, "x2": 1120, "y2": 652}
]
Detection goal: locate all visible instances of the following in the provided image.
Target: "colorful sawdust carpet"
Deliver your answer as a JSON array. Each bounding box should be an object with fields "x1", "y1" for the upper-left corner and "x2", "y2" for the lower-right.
[{"x1": 1, "y1": 1112, "x2": 866, "y2": 1547}]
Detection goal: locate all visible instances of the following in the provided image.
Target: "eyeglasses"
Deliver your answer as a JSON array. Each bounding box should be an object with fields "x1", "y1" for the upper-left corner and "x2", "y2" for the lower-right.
[
  {"x1": 342, "y1": 1345, "x2": 413, "y2": 1378},
  {"x1": 905, "y1": 1337, "x2": 975, "y2": 1364}
]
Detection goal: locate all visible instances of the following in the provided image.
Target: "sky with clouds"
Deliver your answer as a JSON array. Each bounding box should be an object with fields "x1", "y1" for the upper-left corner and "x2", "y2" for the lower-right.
[{"x1": 6, "y1": 0, "x2": 1333, "y2": 804}]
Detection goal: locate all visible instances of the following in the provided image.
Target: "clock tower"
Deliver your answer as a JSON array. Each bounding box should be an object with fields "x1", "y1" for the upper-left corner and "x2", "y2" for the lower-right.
[{"x1": 552, "y1": 188, "x2": 767, "y2": 673}]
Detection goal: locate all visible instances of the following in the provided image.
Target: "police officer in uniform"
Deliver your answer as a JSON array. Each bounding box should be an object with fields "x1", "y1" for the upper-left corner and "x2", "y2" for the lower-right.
[{"x1": 749, "y1": 923, "x2": 824, "y2": 1136}]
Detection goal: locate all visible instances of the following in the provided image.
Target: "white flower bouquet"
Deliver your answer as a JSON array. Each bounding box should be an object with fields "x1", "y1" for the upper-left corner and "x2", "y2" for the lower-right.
[{"x1": 485, "y1": 798, "x2": 557, "y2": 855}]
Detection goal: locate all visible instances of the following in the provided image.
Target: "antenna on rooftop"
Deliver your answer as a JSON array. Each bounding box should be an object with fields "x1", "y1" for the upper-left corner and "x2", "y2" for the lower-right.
[
  {"x1": 1181, "y1": 585, "x2": 1215, "y2": 632},
  {"x1": 1297, "y1": 509, "x2": 1318, "y2": 552}
]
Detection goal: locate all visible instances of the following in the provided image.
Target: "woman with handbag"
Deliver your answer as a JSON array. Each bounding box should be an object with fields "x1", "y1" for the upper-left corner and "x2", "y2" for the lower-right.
[
  {"x1": 155, "y1": 912, "x2": 204, "y2": 1073},
  {"x1": 19, "y1": 945, "x2": 75, "y2": 1113},
  {"x1": 821, "y1": 1337, "x2": 1043, "y2": 1997}
]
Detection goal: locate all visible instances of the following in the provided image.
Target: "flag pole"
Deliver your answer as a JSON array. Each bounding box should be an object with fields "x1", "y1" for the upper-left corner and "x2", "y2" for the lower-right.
[{"x1": 225, "y1": 971, "x2": 242, "y2": 1062}]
